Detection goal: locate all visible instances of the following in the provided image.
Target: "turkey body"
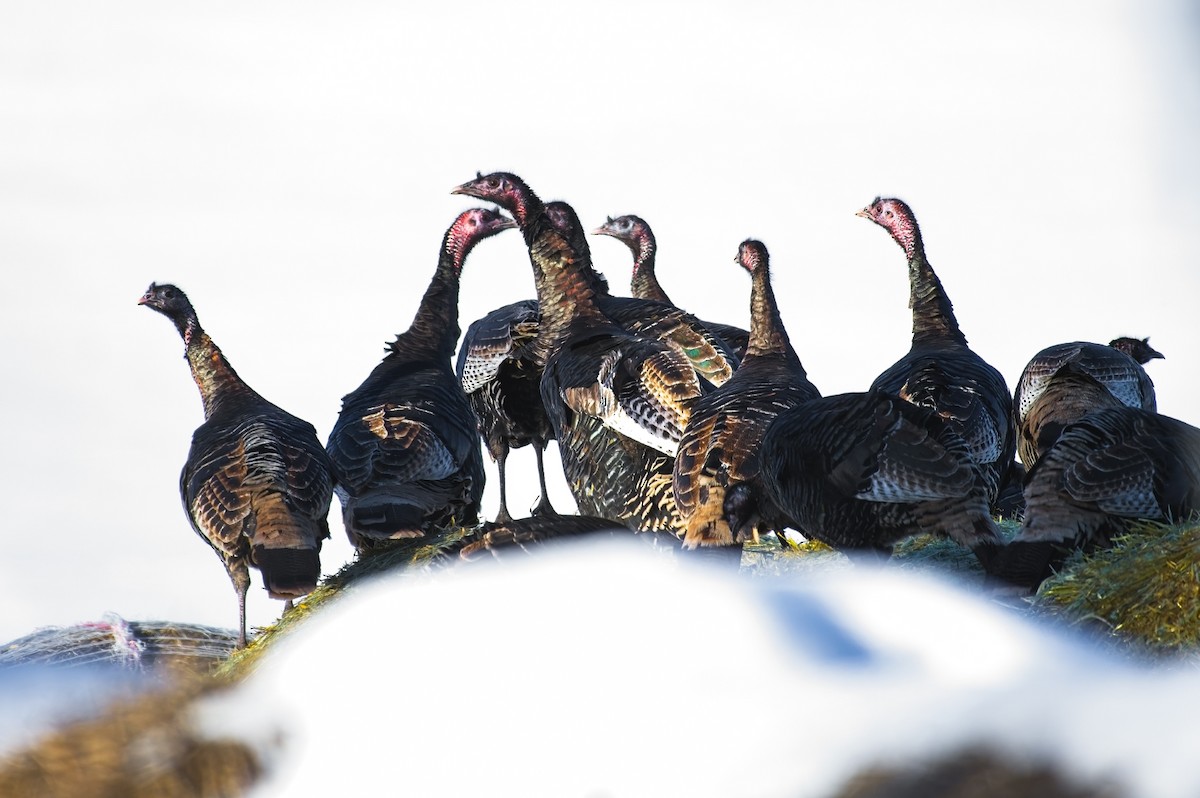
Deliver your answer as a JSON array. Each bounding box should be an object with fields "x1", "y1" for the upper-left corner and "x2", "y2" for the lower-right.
[
  {"x1": 858, "y1": 197, "x2": 1015, "y2": 509},
  {"x1": 139, "y1": 282, "x2": 333, "y2": 647},
  {"x1": 759, "y1": 390, "x2": 1003, "y2": 567},
  {"x1": 453, "y1": 173, "x2": 723, "y2": 535},
  {"x1": 673, "y1": 239, "x2": 820, "y2": 548},
  {"x1": 994, "y1": 369, "x2": 1200, "y2": 588},
  {"x1": 329, "y1": 356, "x2": 485, "y2": 548},
  {"x1": 456, "y1": 298, "x2": 555, "y2": 523},
  {"x1": 537, "y1": 316, "x2": 696, "y2": 531},
  {"x1": 591, "y1": 213, "x2": 750, "y2": 359},
  {"x1": 327, "y1": 208, "x2": 511, "y2": 549},
  {"x1": 1013, "y1": 337, "x2": 1162, "y2": 469}
]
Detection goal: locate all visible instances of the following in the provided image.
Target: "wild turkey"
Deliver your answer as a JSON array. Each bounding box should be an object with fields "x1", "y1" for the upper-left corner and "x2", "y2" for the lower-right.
[
  {"x1": 326, "y1": 208, "x2": 511, "y2": 549},
  {"x1": 455, "y1": 203, "x2": 737, "y2": 525},
  {"x1": 453, "y1": 172, "x2": 717, "y2": 534},
  {"x1": 456, "y1": 298, "x2": 555, "y2": 523},
  {"x1": 993, "y1": 367, "x2": 1200, "y2": 588},
  {"x1": 591, "y1": 214, "x2": 750, "y2": 358},
  {"x1": 673, "y1": 239, "x2": 820, "y2": 548},
  {"x1": 139, "y1": 283, "x2": 333, "y2": 647},
  {"x1": 758, "y1": 389, "x2": 1003, "y2": 568},
  {"x1": 857, "y1": 197, "x2": 1015, "y2": 509},
  {"x1": 1014, "y1": 336, "x2": 1163, "y2": 469}
]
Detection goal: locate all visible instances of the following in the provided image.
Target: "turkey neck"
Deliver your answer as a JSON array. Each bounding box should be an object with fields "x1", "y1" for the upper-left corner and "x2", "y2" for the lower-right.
[
  {"x1": 744, "y1": 261, "x2": 804, "y2": 372},
  {"x1": 179, "y1": 319, "x2": 257, "y2": 419},
  {"x1": 522, "y1": 213, "x2": 612, "y2": 364},
  {"x1": 629, "y1": 239, "x2": 672, "y2": 305},
  {"x1": 393, "y1": 229, "x2": 466, "y2": 360},
  {"x1": 904, "y1": 233, "x2": 966, "y2": 347}
]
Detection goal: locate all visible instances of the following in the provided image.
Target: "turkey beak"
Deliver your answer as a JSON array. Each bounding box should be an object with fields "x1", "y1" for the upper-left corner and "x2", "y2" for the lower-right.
[
  {"x1": 137, "y1": 293, "x2": 151, "y2": 306},
  {"x1": 854, "y1": 207, "x2": 873, "y2": 220},
  {"x1": 451, "y1": 180, "x2": 478, "y2": 198},
  {"x1": 590, "y1": 225, "x2": 611, "y2": 237}
]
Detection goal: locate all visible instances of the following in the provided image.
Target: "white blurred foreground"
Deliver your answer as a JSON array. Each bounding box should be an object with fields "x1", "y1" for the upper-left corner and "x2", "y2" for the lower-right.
[{"x1": 173, "y1": 539, "x2": 1199, "y2": 797}]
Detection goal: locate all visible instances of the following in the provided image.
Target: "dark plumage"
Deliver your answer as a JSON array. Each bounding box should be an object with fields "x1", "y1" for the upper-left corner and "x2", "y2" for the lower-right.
[
  {"x1": 452, "y1": 172, "x2": 719, "y2": 534},
  {"x1": 759, "y1": 389, "x2": 1004, "y2": 567},
  {"x1": 327, "y1": 208, "x2": 511, "y2": 549},
  {"x1": 857, "y1": 197, "x2": 1015, "y2": 510},
  {"x1": 456, "y1": 298, "x2": 555, "y2": 523},
  {"x1": 994, "y1": 368, "x2": 1200, "y2": 588},
  {"x1": 673, "y1": 239, "x2": 820, "y2": 548},
  {"x1": 1014, "y1": 337, "x2": 1163, "y2": 469},
  {"x1": 591, "y1": 214, "x2": 750, "y2": 358},
  {"x1": 139, "y1": 283, "x2": 333, "y2": 647}
]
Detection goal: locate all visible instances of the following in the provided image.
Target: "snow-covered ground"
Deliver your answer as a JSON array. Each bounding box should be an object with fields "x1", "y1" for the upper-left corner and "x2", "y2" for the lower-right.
[
  {"x1": 172, "y1": 540, "x2": 1194, "y2": 797},
  {"x1": 1, "y1": 1, "x2": 1198, "y2": 661}
]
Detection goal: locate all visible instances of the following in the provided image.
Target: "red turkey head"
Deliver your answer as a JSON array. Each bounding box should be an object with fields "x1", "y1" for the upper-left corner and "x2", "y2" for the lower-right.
[
  {"x1": 452, "y1": 172, "x2": 538, "y2": 227},
  {"x1": 857, "y1": 197, "x2": 920, "y2": 260},
  {"x1": 445, "y1": 207, "x2": 517, "y2": 272},
  {"x1": 736, "y1": 239, "x2": 769, "y2": 274}
]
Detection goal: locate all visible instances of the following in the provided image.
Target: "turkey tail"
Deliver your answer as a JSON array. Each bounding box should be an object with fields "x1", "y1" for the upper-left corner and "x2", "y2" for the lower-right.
[
  {"x1": 248, "y1": 491, "x2": 323, "y2": 599},
  {"x1": 344, "y1": 495, "x2": 428, "y2": 542},
  {"x1": 987, "y1": 539, "x2": 1066, "y2": 589},
  {"x1": 343, "y1": 481, "x2": 478, "y2": 545},
  {"x1": 253, "y1": 547, "x2": 320, "y2": 599}
]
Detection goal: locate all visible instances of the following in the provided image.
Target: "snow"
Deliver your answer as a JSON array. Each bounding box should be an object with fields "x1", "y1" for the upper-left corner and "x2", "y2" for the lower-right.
[{"x1": 188, "y1": 540, "x2": 1200, "y2": 797}]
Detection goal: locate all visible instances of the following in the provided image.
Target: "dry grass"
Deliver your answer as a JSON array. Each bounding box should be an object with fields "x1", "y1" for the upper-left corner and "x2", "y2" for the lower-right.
[
  {"x1": 1031, "y1": 519, "x2": 1200, "y2": 659},
  {"x1": 0, "y1": 676, "x2": 258, "y2": 798}
]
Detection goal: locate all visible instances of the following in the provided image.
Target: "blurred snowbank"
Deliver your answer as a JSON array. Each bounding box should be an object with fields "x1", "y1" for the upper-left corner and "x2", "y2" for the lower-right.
[
  {"x1": 190, "y1": 539, "x2": 1200, "y2": 797},
  {"x1": 0, "y1": 665, "x2": 144, "y2": 758}
]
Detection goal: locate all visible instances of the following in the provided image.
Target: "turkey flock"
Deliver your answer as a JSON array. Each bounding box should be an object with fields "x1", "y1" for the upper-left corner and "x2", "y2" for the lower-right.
[{"x1": 140, "y1": 171, "x2": 1196, "y2": 646}]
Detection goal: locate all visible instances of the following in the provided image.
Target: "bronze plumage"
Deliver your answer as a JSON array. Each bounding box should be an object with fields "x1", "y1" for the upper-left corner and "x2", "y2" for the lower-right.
[{"x1": 139, "y1": 283, "x2": 333, "y2": 647}]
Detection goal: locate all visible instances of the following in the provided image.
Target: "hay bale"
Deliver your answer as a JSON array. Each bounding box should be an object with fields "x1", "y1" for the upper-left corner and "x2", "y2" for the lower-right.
[
  {"x1": 0, "y1": 615, "x2": 238, "y2": 678},
  {"x1": 1031, "y1": 520, "x2": 1200, "y2": 658}
]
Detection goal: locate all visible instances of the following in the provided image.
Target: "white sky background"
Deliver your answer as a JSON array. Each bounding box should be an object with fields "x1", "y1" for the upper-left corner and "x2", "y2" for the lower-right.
[{"x1": 0, "y1": 1, "x2": 1197, "y2": 641}]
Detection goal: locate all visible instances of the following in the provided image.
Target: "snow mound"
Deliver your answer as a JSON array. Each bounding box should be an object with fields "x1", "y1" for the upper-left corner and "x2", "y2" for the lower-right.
[{"x1": 193, "y1": 538, "x2": 1200, "y2": 797}]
